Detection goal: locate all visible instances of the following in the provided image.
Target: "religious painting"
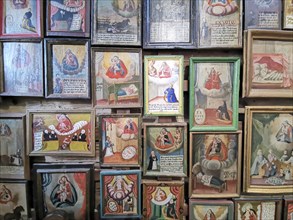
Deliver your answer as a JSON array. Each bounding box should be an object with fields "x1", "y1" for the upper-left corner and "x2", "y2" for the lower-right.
[
  {"x1": 284, "y1": 196, "x2": 293, "y2": 220},
  {"x1": 190, "y1": 130, "x2": 242, "y2": 198},
  {"x1": 0, "y1": 40, "x2": 43, "y2": 97},
  {"x1": 143, "y1": 0, "x2": 195, "y2": 49},
  {"x1": 233, "y1": 197, "x2": 282, "y2": 220},
  {"x1": 27, "y1": 110, "x2": 95, "y2": 156},
  {"x1": 189, "y1": 57, "x2": 240, "y2": 131},
  {"x1": 244, "y1": 106, "x2": 293, "y2": 194},
  {"x1": 244, "y1": 29, "x2": 293, "y2": 98},
  {"x1": 45, "y1": 39, "x2": 90, "y2": 99},
  {"x1": 143, "y1": 123, "x2": 187, "y2": 177},
  {"x1": 92, "y1": 48, "x2": 142, "y2": 108},
  {"x1": 196, "y1": 0, "x2": 242, "y2": 48},
  {"x1": 0, "y1": 181, "x2": 30, "y2": 220},
  {"x1": 99, "y1": 114, "x2": 141, "y2": 167},
  {"x1": 34, "y1": 164, "x2": 93, "y2": 220},
  {"x1": 100, "y1": 170, "x2": 141, "y2": 219},
  {"x1": 0, "y1": 0, "x2": 42, "y2": 38},
  {"x1": 92, "y1": 0, "x2": 141, "y2": 46},
  {"x1": 46, "y1": 0, "x2": 90, "y2": 37},
  {"x1": 189, "y1": 199, "x2": 234, "y2": 220},
  {"x1": 142, "y1": 181, "x2": 184, "y2": 220},
  {"x1": 0, "y1": 113, "x2": 29, "y2": 179},
  {"x1": 244, "y1": 0, "x2": 281, "y2": 29},
  {"x1": 284, "y1": 0, "x2": 293, "y2": 29},
  {"x1": 144, "y1": 55, "x2": 184, "y2": 116}
]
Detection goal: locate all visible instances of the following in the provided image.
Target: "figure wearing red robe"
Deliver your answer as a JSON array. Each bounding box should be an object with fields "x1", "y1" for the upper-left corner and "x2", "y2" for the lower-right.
[
  {"x1": 205, "y1": 136, "x2": 228, "y2": 161},
  {"x1": 56, "y1": 114, "x2": 73, "y2": 133},
  {"x1": 158, "y1": 62, "x2": 171, "y2": 78},
  {"x1": 106, "y1": 56, "x2": 128, "y2": 79},
  {"x1": 205, "y1": 68, "x2": 222, "y2": 90}
]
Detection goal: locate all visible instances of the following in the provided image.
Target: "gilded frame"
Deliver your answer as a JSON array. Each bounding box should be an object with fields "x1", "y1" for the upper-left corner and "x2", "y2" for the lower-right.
[
  {"x1": 233, "y1": 196, "x2": 282, "y2": 220},
  {"x1": 243, "y1": 29, "x2": 293, "y2": 98},
  {"x1": 27, "y1": 109, "x2": 95, "y2": 157},
  {"x1": 144, "y1": 55, "x2": 184, "y2": 116},
  {"x1": 189, "y1": 130, "x2": 242, "y2": 198},
  {"x1": 92, "y1": 0, "x2": 142, "y2": 46},
  {"x1": 0, "y1": 113, "x2": 29, "y2": 179},
  {"x1": 100, "y1": 169, "x2": 141, "y2": 219},
  {"x1": 44, "y1": 38, "x2": 91, "y2": 99},
  {"x1": 189, "y1": 57, "x2": 240, "y2": 131},
  {"x1": 92, "y1": 47, "x2": 143, "y2": 108},
  {"x1": 142, "y1": 180, "x2": 185, "y2": 220},
  {"x1": 143, "y1": 122, "x2": 187, "y2": 177},
  {"x1": 34, "y1": 163, "x2": 93, "y2": 220},
  {"x1": 99, "y1": 114, "x2": 141, "y2": 167},
  {"x1": 189, "y1": 199, "x2": 234, "y2": 220},
  {"x1": 143, "y1": 0, "x2": 196, "y2": 49},
  {"x1": 244, "y1": 106, "x2": 293, "y2": 194}
]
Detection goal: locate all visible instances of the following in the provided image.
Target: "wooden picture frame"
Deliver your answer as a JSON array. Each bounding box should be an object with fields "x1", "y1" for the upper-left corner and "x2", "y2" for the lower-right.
[
  {"x1": 196, "y1": 0, "x2": 242, "y2": 48},
  {"x1": 0, "y1": 39, "x2": 44, "y2": 97},
  {"x1": 0, "y1": 180, "x2": 31, "y2": 219},
  {"x1": 99, "y1": 114, "x2": 141, "y2": 167},
  {"x1": 233, "y1": 196, "x2": 282, "y2": 220},
  {"x1": 189, "y1": 57, "x2": 240, "y2": 131},
  {"x1": 244, "y1": 0, "x2": 281, "y2": 30},
  {"x1": 189, "y1": 130, "x2": 242, "y2": 198},
  {"x1": 92, "y1": 0, "x2": 142, "y2": 46},
  {"x1": 0, "y1": 0, "x2": 43, "y2": 38},
  {"x1": 142, "y1": 180, "x2": 184, "y2": 220},
  {"x1": 189, "y1": 199, "x2": 234, "y2": 220},
  {"x1": 243, "y1": 29, "x2": 293, "y2": 98},
  {"x1": 0, "y1": 113, "x2": 29, "y2": 179},
  {"x1": 144, "y1": 55, "x2": 184, "y2": 116},
  {"x1": 244, "y1": 106, "x2": 293, "y2": 194},
  {"x1": 44, "y1": 38, "x2": 90, "y2": 99},
  {"x1": 0, "y1": 43, "x2": 3, "y2": 93},
  {"x1": 143, "y1": 122, "x2": 187, "y2": 177},
  {"x1": 46, "y1": 0, "x2": 90, "y2": 37},
  {"x1": 92, "y1": 47, "x2": 143, "y2": 108},
  {"x1": 143, "y1": 0, "x2": 196, "y2": 49},
  {"x1": 284, "y1": 196, "x2": 293, "y2": 220},
  {"x1": 27, "y1": 109, "x2": 95, "y2": 157},
  {"x1": 100, "y1": 169, "x2": 141, "y2": 219},
  {"x1": 283, "y1": 0, "x2": 293, "y2": 30},
  {"x1": 34, "y1": 163, "x2": 93, "y2": 220}
]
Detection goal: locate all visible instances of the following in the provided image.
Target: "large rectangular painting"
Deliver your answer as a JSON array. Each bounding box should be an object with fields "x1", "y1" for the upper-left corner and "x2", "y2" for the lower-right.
[
  {"x1": 284, "y1": 0, "x2": 293, "y2": 29},
  {"x1": 244, "y1": 30, "x2": 293, "y2": 98},
  {"x1": 46, "y1": 0, "x2": 90, "y2": 37},
  {"x1": 189, "y1": 57, "x2": 240, "y2": 131},
  {"x1": 143, "y1": 0, "x2": 195, "y2": 49},
  {"x1": 92, "y1": 0, "x2": 141, "y2": 46},
  {"x1": 0, "y1": 40, "x2": 43, "y2": 97},
  {"x1": 233, "y1": 197, "x2": 282, "y2": 220},
  {"x1": 143, "y1": 123, "x2": 187, "y2": 177},
  {"x1": 0, "y1": 181, "x2": 30, "y2": 220},
  {"x1": 197, "y1": 0, "x2": 242, "y2": 48},
  {"x1": 190, "y1": 130, "x2": 242, "y2": 198},
  {"x1": 100, "y1": 170, "x2": 141, "y2": 219},
  {"x1": 27, "y1": 110, "x2": 95, "y2": 156},
  {"x1": 244, "y1": 0, "x2": 281, "y2": 29},
  {"x1": 144, "y1": 55, "x2": 184, "y2": 116},
  {"x1": 45, "y1": 39, "x2": 90, "y2": 99},
  {"x1": 142, "y1": 181, "x2": 184, "y2": 220},
  {"x1": 189, "y1": 199, "x2": 234, "y2": 220},
  {"x1": 244, "y1": 106, "x2": 293, "y2": 194},
  {"x1": 0, "y1": 113, "x2": 29, "y2": 179},
  {"x1": 100, "y1": 114, "x2": 141, "y2": 167},
  {"x1": 35, "y1": 164, "x2": 93, "y2": 220},
  {"x1": 0, "y1": 0, "x2": 42, "y2": 38},
  {"x1": 92, "y1": 48, "x2": 142, "y2": 108}
]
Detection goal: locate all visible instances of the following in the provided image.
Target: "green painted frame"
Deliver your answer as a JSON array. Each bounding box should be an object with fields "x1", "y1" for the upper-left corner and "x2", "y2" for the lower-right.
[
  {"x1": 189, "y1": 57, "x2": 240, "y2": 131},
  {"x1": 144, "y1": 55, "x2": 184, "y2": 116}
]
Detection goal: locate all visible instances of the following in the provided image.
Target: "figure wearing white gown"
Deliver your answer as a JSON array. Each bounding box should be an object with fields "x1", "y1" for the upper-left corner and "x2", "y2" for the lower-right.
[
  {"x1": 104, "y1": 136, "x2": 114, "y2": 157},
  {"x1": 251, "y1": 149, "x2": 268, "y2": 176}
]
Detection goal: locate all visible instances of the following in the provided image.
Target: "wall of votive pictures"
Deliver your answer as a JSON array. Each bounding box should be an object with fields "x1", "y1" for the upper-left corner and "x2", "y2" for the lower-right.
[{"x1": 0, "y1": 0, "x2": 292, "y2": 219}]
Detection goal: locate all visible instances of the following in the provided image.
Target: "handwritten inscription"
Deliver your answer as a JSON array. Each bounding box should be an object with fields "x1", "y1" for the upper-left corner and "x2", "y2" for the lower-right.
[
  {"x1": 34, "y1": 132, "x2": 43, "y2": 151},
  {"x1": 63, "y1": 78, "x2": 87, "y2": 94},
  {"x1": 160, "y1": 155, "x2": 183, "y2": 173},
  {"x1": 258, "y1": 12, "x2": 279, "y2": 28}
]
